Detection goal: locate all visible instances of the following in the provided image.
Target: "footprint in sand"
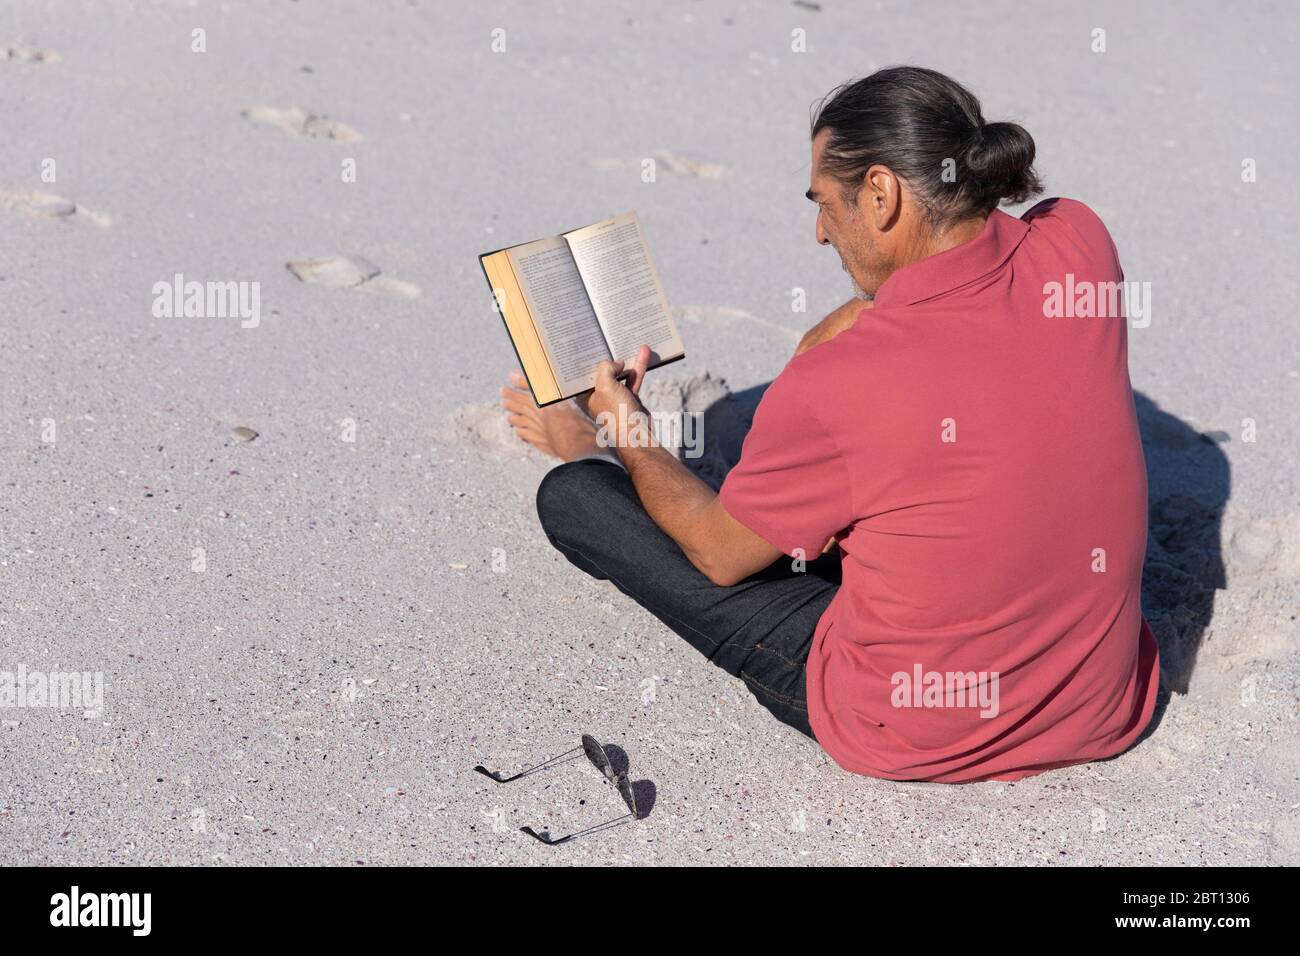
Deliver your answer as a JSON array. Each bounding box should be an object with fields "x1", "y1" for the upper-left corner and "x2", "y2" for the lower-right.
[
  {"x1": 0, "y1": 190, "x2": 111, "y2": 227},
  {"x1": 4, "y1": 45, "x2": 60, "y2": 63},
  {"x1": 446, "y1": 403, "x2": 521, "y2": 451},
  {"x1": 1158, "y1": 504, "x2": 1300, "y2": 697},
  {"x1": 1270, "y1": 814, "x2": 1300, "y2": 866},
  {"x1": 242, "y1": 106, "x2": 362, "y2": 143},
  {"x1": 1253, "y1": 735, "x2": 1300, "y2": 798},
  {"x1": 286, "y1": 255, "x2": 420, "y2": 299},
  {"x1": 1226, "y1": 511, "x2": 1300, "y2": 580},
  {"x1": 652, "y1": 150, "x2": 730, "y2": 179},
  {"x1": 591, "y1": 151, "x2": 730, "y2": 180}
]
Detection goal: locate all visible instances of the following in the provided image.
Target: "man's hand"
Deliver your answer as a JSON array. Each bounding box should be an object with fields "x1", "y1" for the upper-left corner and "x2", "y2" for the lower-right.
[
  {"x1": 583, "y1": 344, "x2": 653, "y2": 448},
  {"x1": 795, "y1": 297, "x2": 873, "y2": 357}
]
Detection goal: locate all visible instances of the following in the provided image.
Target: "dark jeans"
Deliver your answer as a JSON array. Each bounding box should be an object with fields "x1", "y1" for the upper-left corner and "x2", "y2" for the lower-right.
[{"x1": 536, "y1": 457, "x2": 841, "y2": 738}]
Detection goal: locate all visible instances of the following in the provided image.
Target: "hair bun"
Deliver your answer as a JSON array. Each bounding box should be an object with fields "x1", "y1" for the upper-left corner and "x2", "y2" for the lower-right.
[
  {"x1": 811, "y1": 66, "x2": 1045, "y2": 221},
  {"x1": 964, "y1": 121, "x2": 1041, "y2": 206}
]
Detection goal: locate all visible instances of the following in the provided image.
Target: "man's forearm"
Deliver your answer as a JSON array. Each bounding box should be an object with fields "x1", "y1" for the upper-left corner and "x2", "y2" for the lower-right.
[
  {"x1": 583, "y1": 361, "x2": 782, "y2": 586},
  {"x1": 614, "y1": 424, "x2": 717, "y2": 568}
]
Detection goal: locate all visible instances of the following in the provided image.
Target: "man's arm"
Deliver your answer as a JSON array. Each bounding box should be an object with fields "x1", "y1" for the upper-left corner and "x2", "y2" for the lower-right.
[
  {"x1": 620, "y1": 427, "x2": 780, "y2": 587},
  {"x1": 584, "y1": 293, "x2": 868, "y2": 586},
  {"x1": 583, "y1": 351, "x2": 781, "y2": 587}
]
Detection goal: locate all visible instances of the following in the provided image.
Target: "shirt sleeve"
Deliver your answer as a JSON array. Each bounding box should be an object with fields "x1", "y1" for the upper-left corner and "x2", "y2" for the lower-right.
[{"x1": 718, "y1": 371, "x2": 855, "y2": 558}]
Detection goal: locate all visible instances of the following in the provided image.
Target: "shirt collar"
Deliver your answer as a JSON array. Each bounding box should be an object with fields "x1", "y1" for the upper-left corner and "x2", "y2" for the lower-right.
[{"x1": 871, "y1": 209, "x2": 1030, "y2": 308}]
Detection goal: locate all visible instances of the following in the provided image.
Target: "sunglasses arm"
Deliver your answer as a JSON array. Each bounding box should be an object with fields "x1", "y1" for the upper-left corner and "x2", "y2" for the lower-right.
[
  {"x1": 473, "y1": 745, "x2": 582, "y2": 784},
  {"x1": 520, "y1": 811, "x2": 635, "y2": 846}
]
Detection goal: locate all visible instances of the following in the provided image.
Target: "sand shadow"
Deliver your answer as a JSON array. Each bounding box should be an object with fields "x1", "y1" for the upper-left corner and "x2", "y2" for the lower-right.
[
  {"x1": 693, "y1": 385, "x2": 1230, "y2": 714},
  {"x1": 1134, "y1": 392, "x2": 1230, "y2": 698}
]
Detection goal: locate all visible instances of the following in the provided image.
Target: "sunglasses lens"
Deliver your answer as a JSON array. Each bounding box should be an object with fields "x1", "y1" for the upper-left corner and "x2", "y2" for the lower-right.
[
  {"x1": 581, "y1": 734, "x2": 615, "y2": 780},
  {"x1": 616, "y1": 774, "x2": 637, "y2": 817}
]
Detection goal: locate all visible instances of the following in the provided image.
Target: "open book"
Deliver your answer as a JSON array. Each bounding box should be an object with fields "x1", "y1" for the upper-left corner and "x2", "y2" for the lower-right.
[{"x1": 478, "y1": 211, "x2": 685, "y2": 406}]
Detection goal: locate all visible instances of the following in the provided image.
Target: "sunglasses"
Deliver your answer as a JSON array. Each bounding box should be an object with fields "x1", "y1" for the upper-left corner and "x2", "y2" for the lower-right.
[{"x1": 475, "y1": 734, "x2": 639, "y2": 845}]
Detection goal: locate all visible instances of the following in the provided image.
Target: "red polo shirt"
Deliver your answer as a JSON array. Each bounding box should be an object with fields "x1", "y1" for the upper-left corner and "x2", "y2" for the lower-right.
[{"x1": 720, "y1": 198, "x2": 1159, "y2": 783}]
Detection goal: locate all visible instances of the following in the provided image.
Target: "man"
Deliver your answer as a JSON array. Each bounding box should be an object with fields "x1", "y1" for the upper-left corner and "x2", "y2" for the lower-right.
[{"x1": 501, "y1": 66, "x2": 1159, "y2": 783}]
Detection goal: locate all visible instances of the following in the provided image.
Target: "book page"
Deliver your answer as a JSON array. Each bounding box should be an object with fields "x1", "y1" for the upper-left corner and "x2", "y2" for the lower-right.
[
  {"x1": 564, "y1": 212, "x2": 684, "y2": 365},
  {"x1": 506, "y1": 236, "x2": 612, "y2": 398}
]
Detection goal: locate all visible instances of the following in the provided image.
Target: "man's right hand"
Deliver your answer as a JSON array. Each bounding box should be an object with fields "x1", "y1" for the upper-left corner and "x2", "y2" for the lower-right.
[{"x1": 794, "y1": 297, "x2": 874, "y2": 357}]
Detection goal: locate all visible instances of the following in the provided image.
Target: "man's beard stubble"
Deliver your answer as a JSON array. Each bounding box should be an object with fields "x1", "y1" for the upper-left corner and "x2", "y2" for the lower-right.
[{"x1": 839, "y1": 251, "x2": 872, "y2": 301}]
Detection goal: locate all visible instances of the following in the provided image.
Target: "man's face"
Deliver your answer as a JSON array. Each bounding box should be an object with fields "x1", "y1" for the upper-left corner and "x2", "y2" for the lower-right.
[{"x1": 808, "y1": 128, "x2": 885, "y2": 297}]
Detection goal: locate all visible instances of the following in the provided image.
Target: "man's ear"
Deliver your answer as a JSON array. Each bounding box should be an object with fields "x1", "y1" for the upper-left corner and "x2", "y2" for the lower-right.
[{"x1": 861, "y1": 164, "x2": 901, "y2": 230}]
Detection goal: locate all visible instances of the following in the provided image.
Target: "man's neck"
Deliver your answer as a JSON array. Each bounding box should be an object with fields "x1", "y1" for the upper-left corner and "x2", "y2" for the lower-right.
[
  {"x1": 893, "y1": 213, "x2": 990, "y2": 272},
  {"x1": 924, "y1": 214, "x2": 990, "y2": 258},
  {"x1": 867, "y1": 212, "x2": 993, "y2": 295}
]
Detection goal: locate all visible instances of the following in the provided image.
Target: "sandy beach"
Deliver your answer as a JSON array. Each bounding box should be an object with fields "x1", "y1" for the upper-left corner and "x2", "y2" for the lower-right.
[{"x1": 1, "y1": 0, "x2": 1297, "y2": 865}]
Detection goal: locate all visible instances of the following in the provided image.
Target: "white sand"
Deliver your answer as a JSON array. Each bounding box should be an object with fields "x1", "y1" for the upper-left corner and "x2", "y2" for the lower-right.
[{"x1": 1, "y1": 0, "x2": 1296, "y2": 865}]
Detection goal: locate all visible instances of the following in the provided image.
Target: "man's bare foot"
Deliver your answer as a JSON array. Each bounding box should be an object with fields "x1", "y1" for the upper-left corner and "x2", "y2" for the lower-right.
[{"x1": 500, "y1": 370, "x2": 603, "y2": 461}]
